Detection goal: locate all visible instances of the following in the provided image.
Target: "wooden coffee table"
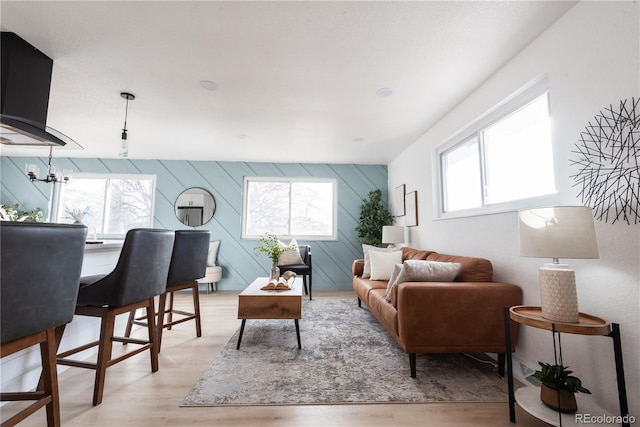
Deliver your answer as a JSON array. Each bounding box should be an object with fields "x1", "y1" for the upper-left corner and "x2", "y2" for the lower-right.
[{"x1": 236, "y1": 276, "x2": 302, "y2": 349}]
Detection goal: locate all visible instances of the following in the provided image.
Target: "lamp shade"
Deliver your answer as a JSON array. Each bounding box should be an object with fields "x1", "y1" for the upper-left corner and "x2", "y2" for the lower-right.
[
  {"x1": 518, "y1": 206, "x2": 599, "y2": 260},
  {"x1": 382, "y1": 225, "x2": 405, "y2": 245}
]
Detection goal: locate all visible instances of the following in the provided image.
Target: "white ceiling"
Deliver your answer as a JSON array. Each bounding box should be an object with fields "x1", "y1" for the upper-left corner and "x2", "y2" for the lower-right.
[{"x1": 0, "y1": 1, "x2": 576, "y2": 164}]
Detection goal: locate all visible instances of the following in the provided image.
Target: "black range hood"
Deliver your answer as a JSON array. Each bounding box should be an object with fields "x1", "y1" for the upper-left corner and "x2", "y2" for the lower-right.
[{"x1": 0, "y1": 31, "x2": 79, "y2": 148}]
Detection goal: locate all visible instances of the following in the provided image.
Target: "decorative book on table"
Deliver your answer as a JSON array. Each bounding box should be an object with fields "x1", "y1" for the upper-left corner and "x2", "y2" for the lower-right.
[{"x1": 261, "y1": 277, "x2": 292, "y2": 290}]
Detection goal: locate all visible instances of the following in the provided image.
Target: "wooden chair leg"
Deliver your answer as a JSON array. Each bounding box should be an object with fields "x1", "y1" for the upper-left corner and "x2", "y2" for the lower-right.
[
  {"x1": 42, "y1": 328, "x2": 61, "y2": 427},
  {"x1": 156, "y1": 292, "x2": 168, "y2": 353},
  {"x1": 167, "y1": 291, "x2": 175, "y2": 331},
  {"x1": 146, "y1": 298, "x2": 159, "y2": 372},
  {"x1": 192, "y1": 283, "x2": 202, "y2": 337},
  {"x1": 93, "y1": 309, "x2": 115, "y2": 406},
  {"x1": 124, "y1": 309, "x2": 136, "y2": 339}
]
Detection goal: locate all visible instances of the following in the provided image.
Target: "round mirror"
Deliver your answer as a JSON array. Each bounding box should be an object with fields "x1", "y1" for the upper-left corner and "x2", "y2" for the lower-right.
[{"x1": 174, "y1": 188, "x2": 216, "y2": 227}]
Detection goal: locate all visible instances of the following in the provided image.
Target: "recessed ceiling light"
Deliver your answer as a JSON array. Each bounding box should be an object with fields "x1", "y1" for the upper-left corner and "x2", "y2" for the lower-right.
[
  {"x1": 200, "y1": 80, "x2": 218, "y2": 91},
  {"x1": 376, "y1": 88, "x2": 393, "y2": 97}
]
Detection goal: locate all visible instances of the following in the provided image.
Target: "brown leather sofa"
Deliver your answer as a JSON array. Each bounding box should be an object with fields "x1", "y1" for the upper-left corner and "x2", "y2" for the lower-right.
[{"x1": 352, "y1": 247, "x2": 522, "y2": 378}]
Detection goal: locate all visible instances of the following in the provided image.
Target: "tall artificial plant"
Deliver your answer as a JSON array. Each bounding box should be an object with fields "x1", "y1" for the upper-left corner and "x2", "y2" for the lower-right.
[{"x1": 355, "y1": 189, "x2": 394, "y2": 246}]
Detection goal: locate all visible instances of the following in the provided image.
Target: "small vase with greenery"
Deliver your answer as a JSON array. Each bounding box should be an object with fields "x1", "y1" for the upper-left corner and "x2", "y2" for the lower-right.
[
  {"x1": 253, "y1": 233, "x2": 292, "y2": 280},
  {"x1": 533, "y1": 362, "x2": 591, "y2": 413},
  {"x1": 355, "y1": 189, "x2": 394, "y2": 246}
]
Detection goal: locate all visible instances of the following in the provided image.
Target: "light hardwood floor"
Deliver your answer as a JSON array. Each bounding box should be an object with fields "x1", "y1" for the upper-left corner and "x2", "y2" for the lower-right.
[{"x1": 2, "y1": 290, "x2": 548, "y2": 426}]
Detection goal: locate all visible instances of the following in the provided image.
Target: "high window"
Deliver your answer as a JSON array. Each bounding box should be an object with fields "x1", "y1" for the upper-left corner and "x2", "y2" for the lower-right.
[
  {"x1": 438, "y1": 81, "x2": 556, "y2": 216},
  {"x1": 242, "y1": 177, "x2": 337, "y2": 239},
  {"x1": 53, "y1": 173, "x2": 156, "y2": 237}
]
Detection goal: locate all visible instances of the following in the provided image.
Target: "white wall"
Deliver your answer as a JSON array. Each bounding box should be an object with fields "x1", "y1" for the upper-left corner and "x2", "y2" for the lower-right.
[{"x1": 389, "y1": 1, "x2": 639, "y2": 417}]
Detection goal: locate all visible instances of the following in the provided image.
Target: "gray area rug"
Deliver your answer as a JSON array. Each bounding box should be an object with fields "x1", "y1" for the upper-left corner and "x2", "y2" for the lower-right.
[{"x1": 182, "y1": 298, "x2": 507, "y2": 406}]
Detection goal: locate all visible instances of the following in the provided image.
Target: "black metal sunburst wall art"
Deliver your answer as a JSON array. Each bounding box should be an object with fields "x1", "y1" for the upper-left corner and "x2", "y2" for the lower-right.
[{"x1": 569, "y1": 97, "x2": 640, "y2": 225}]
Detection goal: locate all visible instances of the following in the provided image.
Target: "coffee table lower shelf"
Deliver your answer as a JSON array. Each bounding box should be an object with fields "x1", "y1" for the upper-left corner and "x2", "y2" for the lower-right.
[{"x1": 516, "y1": 386, "x2": 613, "y2": 427}]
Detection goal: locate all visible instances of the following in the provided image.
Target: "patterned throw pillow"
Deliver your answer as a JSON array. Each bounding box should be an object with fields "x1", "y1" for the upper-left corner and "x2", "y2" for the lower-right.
[
  {"x1": 278, "y1": 239, "x2": 304, "y2": 265},
  {"x1": 362, "y1": 244, "x2": 400, "y2": 278},
  {"x1": 384, "y1": 260, "x2": 462, "y2": 302}
]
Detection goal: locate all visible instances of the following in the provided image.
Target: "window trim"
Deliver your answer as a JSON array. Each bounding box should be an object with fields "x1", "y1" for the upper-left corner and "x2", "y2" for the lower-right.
[
  {"x1": 434, "y1": 76, "x2": 559, "y2": 219},
  {"x1": 241, "y1": 176, "x2": 338, "y2": 240},
  {"x1": 52, "y1": 172, "x2": 157, "y2": 238}
]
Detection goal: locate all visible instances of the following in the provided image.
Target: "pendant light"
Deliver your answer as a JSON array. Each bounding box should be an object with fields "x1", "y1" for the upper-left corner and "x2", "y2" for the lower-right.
[{"x1": 119, "y1": 92, "x2": 135, "y2": 157}]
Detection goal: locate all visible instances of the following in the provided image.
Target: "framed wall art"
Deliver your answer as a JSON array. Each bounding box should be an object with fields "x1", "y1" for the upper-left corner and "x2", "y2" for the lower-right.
[
  {"x1": 405, "y1": 191, "x2": 418, "y2": 226},
  {"x1": 394, "y1": 184, "x2": 406, "y2": 217}
]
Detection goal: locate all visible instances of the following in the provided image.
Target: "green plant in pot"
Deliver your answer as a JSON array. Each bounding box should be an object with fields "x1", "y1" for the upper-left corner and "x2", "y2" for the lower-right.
[
  {"x1": 533, "y1": 362, "x2": 591, "y2": 413},
  {"x1": 355, "y1": 189, "x2": 393, "y2": 246}
]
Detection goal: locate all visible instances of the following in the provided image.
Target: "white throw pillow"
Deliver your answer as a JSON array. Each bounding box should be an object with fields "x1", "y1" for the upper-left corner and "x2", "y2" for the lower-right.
[
  {"x1": 384, "y1": 260, "x2": 462, "y2": 302},
  {"x1": 362, "y1": 244, "x2": 400, "y2": 278},
  {"x1": 206, "y1": 240, "x2": 220, "y2": 267},
  {"x1": 369, "y1": 250, "x2": 403, "y2": 281},
  {"x1": 278, "y1": 239, "x2": 304, "y2": 265}
]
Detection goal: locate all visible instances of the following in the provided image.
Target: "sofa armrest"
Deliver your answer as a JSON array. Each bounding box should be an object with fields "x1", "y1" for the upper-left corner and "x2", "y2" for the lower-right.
[
  {"x1": 395, "y1": 281, "x2": 522, "y2": 353},
  {"x1": 352, "y1": 259, "x2": 365, "y2": 276}
]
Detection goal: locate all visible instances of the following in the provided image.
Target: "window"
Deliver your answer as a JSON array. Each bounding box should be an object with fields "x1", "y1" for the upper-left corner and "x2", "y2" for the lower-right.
[
  {"x1": 242, "y1": 177, "x2": 337, "y2": 239},
  {"x1": 53, "y1": 173, "x2": 156, "y2": 237},
  {"x1": 438, "y1": 84, "x2": 556, "y2": 216}
]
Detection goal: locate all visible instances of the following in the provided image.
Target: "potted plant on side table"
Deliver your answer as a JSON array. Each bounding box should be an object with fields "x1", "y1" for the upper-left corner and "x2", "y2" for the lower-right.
[{"x1": 533, "y1": 362, "x2": 591, "y2": 413}]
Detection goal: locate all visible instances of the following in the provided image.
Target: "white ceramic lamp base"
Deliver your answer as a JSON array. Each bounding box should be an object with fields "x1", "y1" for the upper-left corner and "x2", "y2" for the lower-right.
[{"x1": 539, "y1": 264, "x2": 579, "y2": 323}]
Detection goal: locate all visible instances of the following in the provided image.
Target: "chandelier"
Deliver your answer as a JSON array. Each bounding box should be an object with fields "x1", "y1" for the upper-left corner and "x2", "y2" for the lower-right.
[{"x1": 25, "y1": 146, "x2": 71, "y2": 184}]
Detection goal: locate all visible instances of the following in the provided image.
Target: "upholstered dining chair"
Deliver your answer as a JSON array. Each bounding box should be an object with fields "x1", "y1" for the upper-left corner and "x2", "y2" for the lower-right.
[
  {"x1": 55, "y1": 228, "x2": 174, "y2": 406},
  {"x1": 1, "y1": 222, "x2": 87, "y2": 427},
  {"x1": 124, "y1": 230, "x2": 210, "y2": 352},
  {"x1": 277, "y1": 245, "x2": 312, "y2": 300}
]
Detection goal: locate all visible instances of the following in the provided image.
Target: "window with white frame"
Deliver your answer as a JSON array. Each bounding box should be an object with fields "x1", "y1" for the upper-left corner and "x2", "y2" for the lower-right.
[
  {"x1": 242, "y1": 177, "x2": 337, "y2": 239},
  {"x1": 53, "y1": 173, "x2": 156, "y2": 237},
  {"x1": 438, "y1": 83, "x2": 556, "y2": 216}
]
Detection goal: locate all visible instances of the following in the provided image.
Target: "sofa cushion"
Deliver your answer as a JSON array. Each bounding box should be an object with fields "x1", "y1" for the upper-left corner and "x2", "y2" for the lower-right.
[
  {"x1": 362, "y1": 244, "x2": 400, "y2": 278},
  {"x1": 400, "y1": 247, "x2": 435, "y2": 261},
  {"x1": 369, "y1": 250, "x2": 403, "y2": 281},
  {"x1": 384, "y1": 260, "x2": 461, "y2": 301},
  {"x1": 427, "y1": 253, "x2": 493, "y2": 282}
]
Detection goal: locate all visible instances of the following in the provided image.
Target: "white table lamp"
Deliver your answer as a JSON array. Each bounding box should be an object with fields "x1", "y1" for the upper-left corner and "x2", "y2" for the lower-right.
[
  {"x1": 518, "y1": 206, "x2": 599, "y2": 323},
  {"x1": 382, "y1": 225, "x2": 405, "y2": 248}
]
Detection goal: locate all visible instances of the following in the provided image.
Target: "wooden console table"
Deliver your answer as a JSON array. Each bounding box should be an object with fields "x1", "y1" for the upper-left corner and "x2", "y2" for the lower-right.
[{"x1": 503, "y1": 306, "x2": 629, "y2": 427}]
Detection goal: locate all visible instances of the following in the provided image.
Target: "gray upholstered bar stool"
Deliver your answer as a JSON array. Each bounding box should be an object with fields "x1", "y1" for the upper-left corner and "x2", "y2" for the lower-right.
[
  {"x1": 125, "y1": 230, "x2": 210, "y2": 352},
  {"x1": 1, "y1": 222, "x2": 87, "y2": 427},
  {"x1": 55, "y1": 228, "x2": 174, "y2": 406}
]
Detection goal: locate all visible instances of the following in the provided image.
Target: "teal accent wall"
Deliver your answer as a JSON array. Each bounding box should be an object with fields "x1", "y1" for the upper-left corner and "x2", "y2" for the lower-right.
[{"x1": 1, "y1": 156, "x2": 389, "y2": 290}]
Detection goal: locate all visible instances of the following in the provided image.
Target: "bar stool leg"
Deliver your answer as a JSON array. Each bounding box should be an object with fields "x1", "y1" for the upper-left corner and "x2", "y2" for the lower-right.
[
  {"x1": 93, "y1": 310, "x2": 116, "y2": 406},
  {"x1": 193, "y1": 283, "x2": 202, "y2": 337},
  {"x1": 146, "y1": 298, "x2": 159, "y2": 372}
]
